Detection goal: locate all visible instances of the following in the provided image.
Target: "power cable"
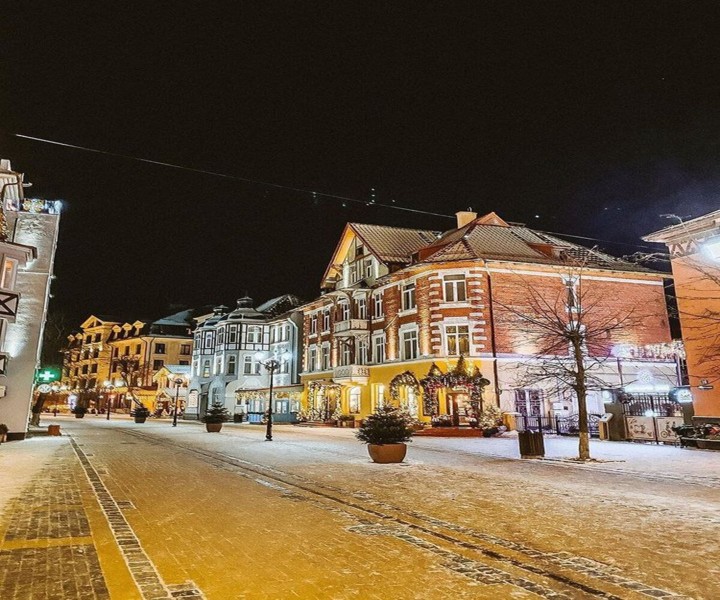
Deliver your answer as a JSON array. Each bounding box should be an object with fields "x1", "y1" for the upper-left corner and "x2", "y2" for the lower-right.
[{"x1": 12, "y1": 133, "x2": 454, "y2": 219}]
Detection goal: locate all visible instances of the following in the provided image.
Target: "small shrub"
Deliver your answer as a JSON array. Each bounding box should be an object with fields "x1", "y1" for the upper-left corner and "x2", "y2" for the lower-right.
[
  {"x1": 131, "y1": 405, "x2": 151, "y2": 418},
  {"x1": 356, "y1": 406, "x2": 414, "y2": 445},
  {"x1": 202, "y1": 403, "x2": 231, "y2": 424}
]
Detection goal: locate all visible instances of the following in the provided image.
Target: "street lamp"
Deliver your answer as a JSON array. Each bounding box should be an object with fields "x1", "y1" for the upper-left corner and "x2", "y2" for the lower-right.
[
  {"x1": 172, "y1": 377, "x2": 184, "y2": 427},
  {"x1": 103, "y1": 380, "x2": 114, "y2": 420},
  {"x1": 254, "y1": 350, "x2": 292, "y2": 441}
]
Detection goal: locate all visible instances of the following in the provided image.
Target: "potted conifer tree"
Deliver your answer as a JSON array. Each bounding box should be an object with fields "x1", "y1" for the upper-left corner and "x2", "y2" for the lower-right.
[
  {"x1": 356, "y1": 406, "x2": 414, "y2": 463},
  {"x1": 202, "y1": 403, "x2": 231, "y2": 433}
]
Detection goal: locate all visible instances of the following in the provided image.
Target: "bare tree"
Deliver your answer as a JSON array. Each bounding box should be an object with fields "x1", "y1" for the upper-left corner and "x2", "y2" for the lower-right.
[
  {"x1": 494, "y1": 257, "x2": 645, "y2": 460},
  {"x1": 114, "y1": 356, "x2": 151, "y2": 409}
]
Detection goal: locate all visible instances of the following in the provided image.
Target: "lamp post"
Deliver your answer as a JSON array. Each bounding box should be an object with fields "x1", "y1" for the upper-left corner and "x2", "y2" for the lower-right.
[
  {"x1": 104, "y1": 380, "x2": 114, "y2": 420},
  {"x1": 172, "y1": 377, "x2": 184, "y2": 427},
  {"x1": 255, "y1": 351, "x2": 291, "y2": 441}
]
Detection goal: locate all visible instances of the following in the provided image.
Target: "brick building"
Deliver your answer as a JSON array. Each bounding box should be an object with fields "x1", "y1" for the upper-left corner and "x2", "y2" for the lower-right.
[
  {"x1": 644, "y1": 210, "x2": 720, "y2": 417},
  {"x1": 300, "y1": 211, "x2": 679, "y2": 424}
]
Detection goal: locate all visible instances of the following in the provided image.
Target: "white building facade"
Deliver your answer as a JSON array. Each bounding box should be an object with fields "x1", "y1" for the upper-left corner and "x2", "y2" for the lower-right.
[{"x1": 0, "y1": 159, "x2": 61, "y2": 440}]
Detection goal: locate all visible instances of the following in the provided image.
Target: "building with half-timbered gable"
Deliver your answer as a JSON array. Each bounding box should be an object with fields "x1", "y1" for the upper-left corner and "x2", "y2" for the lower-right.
[{"x1": 300, "y1": 210, "x2": 680, "y2": 425}]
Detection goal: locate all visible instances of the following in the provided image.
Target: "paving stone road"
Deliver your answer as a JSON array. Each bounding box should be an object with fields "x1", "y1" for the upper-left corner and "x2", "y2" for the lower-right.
[{"x1": 1, "y1": 416, "x2": 717, "y2": 599}]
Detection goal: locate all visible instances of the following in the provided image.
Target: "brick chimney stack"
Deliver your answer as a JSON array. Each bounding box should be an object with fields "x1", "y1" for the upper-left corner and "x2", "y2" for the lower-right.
[{"x1": 455, "y1": 208, "x2": 477, "y2": 228}]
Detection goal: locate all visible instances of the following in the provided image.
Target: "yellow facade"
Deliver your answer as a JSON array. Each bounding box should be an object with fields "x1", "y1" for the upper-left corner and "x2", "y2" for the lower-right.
[
  {"x1": 301, "y1": 356, "x2": 489, "y2": 422},
  {"x1": 61, "y1": 316, "x2": 119, "y2": 391}
]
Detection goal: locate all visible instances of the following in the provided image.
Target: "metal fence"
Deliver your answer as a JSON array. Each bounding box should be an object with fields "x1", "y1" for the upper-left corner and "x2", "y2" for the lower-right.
[
  {"x1": 620, "y1": 394, "x2": 678, "y2": 417},
  {"x1": 516, "y1": 413, "x2": 602, "y2": 437}
]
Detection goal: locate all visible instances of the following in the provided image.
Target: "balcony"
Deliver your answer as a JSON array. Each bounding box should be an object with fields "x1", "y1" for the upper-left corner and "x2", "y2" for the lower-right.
[
  {"x1": 333, "y1": 319, "x2": 369, "y2": 335},
  {"x1": 333, "y1": 364, "x2": 370, "y2": 385}
]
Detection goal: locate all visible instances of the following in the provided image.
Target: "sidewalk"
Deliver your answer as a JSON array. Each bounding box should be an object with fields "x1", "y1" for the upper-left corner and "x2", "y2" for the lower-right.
[{"x1": 279, "y1": 424, "x2": 720, "y2": 484}]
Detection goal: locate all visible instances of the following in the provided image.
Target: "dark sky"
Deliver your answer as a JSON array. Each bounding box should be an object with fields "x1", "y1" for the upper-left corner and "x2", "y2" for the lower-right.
[{"x1": 2, "y1": 2, "x2": 720, "y2": 325}]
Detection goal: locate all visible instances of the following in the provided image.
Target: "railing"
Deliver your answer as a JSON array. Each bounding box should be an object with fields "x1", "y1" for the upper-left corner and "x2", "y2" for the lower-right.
[
  {"x1": 334, "y1": 319, "x2": 369, "y2": 334},
  {"x1": 516, "y1": 413, "x2": 602, "y2": 437},
  {"x1": 620, "y1": 394, "x2": 678, "y2": 417},
  {"x1": 333, "y1": 365, "x2": 370, "y2": 380}
]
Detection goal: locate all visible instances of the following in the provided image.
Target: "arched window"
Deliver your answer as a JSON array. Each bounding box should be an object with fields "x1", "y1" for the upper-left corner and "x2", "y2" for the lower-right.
[{"x1": 349, "y1": 387, "x2": 361, "y2": 414}]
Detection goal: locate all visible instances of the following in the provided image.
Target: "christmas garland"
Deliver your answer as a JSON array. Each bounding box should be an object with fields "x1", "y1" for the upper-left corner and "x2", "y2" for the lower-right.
[
  {"x1": 419, "y1": 356, "x2": 491, "y2": 416},
  {"x1": 388, "y1": 371, "x2": 420, "y2": 403}
]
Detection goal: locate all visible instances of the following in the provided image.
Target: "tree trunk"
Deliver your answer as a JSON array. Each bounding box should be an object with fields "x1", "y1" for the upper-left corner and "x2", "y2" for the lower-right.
[
  {"x1": 573, "y1": 338, "x2": 591, "y2": 460},
  {"x1": 30, "y1": 394, "x2": 47, "y2": 427}
]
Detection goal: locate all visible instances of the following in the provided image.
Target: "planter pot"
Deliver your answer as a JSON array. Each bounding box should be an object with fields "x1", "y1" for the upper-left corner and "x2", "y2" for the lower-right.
[
  {"x1": 206, "y1": 422, "x2": 223, "y2": 433},
  {"x1": 134, "y1": 416, "x2": 147, "y2": 424},
  {"x1": 696, "y1": 439, "x2": 720, "y2": 450},
  {"x1": 367, "y1": 443, "x2": 407, "y2": 464},
  {"x1": 74, "y1": 413, "x2": 85, "y2": 419}
]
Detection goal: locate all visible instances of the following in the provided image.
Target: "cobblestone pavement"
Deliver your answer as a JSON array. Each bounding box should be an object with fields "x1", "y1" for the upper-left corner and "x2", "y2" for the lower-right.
[{"x1": 2, "y1": 416, "x2": 718, "y2": 599}]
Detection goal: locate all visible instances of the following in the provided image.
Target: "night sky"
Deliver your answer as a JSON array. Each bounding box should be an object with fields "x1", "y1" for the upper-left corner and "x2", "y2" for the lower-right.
[{"x1": 2, "y1": 2, "x2": 720, "y2": 326}]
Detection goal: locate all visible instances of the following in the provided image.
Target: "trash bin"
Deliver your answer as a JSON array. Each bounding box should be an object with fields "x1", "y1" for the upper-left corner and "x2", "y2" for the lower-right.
[{"x1": 518, "y1": 430, "x2": 544, "y2": 458}]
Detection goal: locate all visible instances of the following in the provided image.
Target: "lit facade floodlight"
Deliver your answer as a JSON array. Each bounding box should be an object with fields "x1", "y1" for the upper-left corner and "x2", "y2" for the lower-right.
[{"x1": 703, "y1": 236, "x2": 720, "y2": 262}]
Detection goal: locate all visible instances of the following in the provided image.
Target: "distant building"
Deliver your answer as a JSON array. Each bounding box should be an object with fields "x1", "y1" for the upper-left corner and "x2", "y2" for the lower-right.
[
  {"x1": 644, "y1": 211, "x2": 720, "y2": 417},
  {"x1": 187, "y1": 295, "x2": 303, "y2": 421},
  {"x1": 62, "y1": 310, "x2": 194, "y2": 412},
  {"x1": 0, "y1": 159, "x2": 61, "y2": 440},
  {"x1": 299, "y1": 211, "x2": 678, "y2": 424},
  {"x1": 152, "y1": 364, "x2": 190, "y2": 414}
]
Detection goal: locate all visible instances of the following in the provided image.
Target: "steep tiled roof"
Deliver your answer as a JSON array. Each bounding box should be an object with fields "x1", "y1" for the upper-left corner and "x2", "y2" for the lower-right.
[
  {"x1": 351, "y1": 223, "x2": 440, "y2": 263},
  {"x1": 422, "y1": 220, "x2": 653, "y2": 272}
]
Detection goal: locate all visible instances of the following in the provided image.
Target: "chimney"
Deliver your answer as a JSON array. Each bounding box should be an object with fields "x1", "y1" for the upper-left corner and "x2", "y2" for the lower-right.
[{"x1": 455, "y1": 207, "x2": 477, "y2": 228}]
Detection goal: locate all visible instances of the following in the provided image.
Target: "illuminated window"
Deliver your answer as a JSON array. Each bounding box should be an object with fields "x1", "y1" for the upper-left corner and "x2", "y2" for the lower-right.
[
  {"x1": 445, "y1": 325, "x2": 470, "y2": 355},
  {"x1": 563, "y1": 276, "x2": 580, "y2": 313},
  {"x1": 364, "y1": 258, "x2": 373, "y2": 279},
  {"x1": 374, "y1": 384, "x2": 385, "y2": 410},
  {"x1": 349, "y1": 387, "x2": 361, "y2": 413},
  {"x1": 515, "y1": 389, "x2": 543, "y2": 416},
  {"x1": 246, "y1": 326, "x2": 262, "y2": 344},
  {"x1": 402, "y1": 329, "x2": 419, "y2": 360},
  {"x1": 373, "y1": 293, "x2": 384, "y2": 318},
  {"x1": 338, "y1": 301, "x2": 350, "y2": 321},
  {"x1": 341, "y1": 343, "x2": 352, "y2": 366},
  {"x1": 357, "y1": 297, "x2": 366, "y2": 319},
  {"x1": 202, "y1": 360, "x2": 211, "y2": 377},
  {"x1": 0, "y1": 257, "x2": 18, "y2": 290},
  {"x1": 357, "y1": 338, "x2": 368, "y2": 365},
  {"x1": 402, "y1": 283, "x2": 416, "y2": 311},
  {"x1": 443, "y1": 275, "x2": 467, "y2": 302},
  {"x1": 373, "y1": 335, "x2": 386, "y2": 363}
]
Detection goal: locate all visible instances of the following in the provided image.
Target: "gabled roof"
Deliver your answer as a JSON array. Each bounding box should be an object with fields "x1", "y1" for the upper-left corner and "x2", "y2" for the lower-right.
[
  {"x1": 79, "y1": 315, "x2": 122, "y2": 330},
  {"x1": 320, "y1": 222, "x2": 440, "y2": 288},
  {"x1": 420, "y1": 216, "x2": 652, "y2": 272},
  {"x1": 643, "y1": 210, "x2": 720, "y2": 243},
  {"x1": 351, "y1": 223, "x2": 440, "y2": 263}
]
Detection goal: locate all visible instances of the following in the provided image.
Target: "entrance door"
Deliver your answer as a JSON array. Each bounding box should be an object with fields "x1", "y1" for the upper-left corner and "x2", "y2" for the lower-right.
[{"x1": 447, "y1": 392, "x2": 470, "y2": 426}]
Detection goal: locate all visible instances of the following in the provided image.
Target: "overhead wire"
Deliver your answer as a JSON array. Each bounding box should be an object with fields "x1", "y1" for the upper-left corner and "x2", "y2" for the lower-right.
[{"x1": 12, "y1": 132, "x2": 657, "y2": 251}]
